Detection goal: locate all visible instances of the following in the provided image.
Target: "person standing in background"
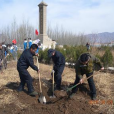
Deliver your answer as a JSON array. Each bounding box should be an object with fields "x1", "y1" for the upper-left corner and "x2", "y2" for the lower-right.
[
  {"x1": 24, "y1": 39, "x2": 27, "y2": 50},
  {"x1": 2, "y1": 42, "x2": 8, "y2": 69},
  {"x1": 86, "y1": 42, "x2": 90, "y2": 51},
  {"x1": 28, "y1": 38, "x2": 32, "y2": 48},
  {"x1": 0, "y1": 44, "x2": 3, "y2": 71},
  {"x1": 12, "y1": 39, "x2": 17, "y2": 61},
  {"x1": 35, "y1": 42, "x2": 42, "y2": 56}
]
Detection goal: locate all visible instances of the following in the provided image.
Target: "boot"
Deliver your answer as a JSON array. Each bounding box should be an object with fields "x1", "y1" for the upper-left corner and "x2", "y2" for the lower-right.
[
  {"x1": 17, "y1": 86, "x2": 24, "y2": 92},
  {"x1": 69, "y1": 92, "x2": 76, "y2": 99},
  {"x1": 17, "y1": 88, "x2": 24, "y2": 92},
  {"x1": 29, "y1": 91, "x2": 38, "y2": 96},
  {"x1": 91, "y1": 94, "x2": 96, "y2": 100}
]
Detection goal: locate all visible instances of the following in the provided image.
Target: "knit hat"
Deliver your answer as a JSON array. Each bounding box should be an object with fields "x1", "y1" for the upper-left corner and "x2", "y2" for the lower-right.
[{"x1": 48, "y1": 49, "x2": 55, "y2": 58}]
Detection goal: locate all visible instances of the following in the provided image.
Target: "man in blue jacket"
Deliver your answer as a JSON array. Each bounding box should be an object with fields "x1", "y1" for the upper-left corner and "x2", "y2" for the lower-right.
[
  {"x1": 48, "y1": 49, "x2": 65, "y2": 90},
  {"x1": 17, "y1": 44, "x2": 39, "y2": 96},
  {"x1": 28, "y1": 38, "x2": 32, "y2": 48},
  {"x1": 23, "y1": 39, "x2": 27, "y2": 50}
]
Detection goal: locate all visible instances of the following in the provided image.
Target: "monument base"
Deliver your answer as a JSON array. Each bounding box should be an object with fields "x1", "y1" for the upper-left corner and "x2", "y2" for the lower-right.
[{"x1": 38, "y1": 34, "x2": 56, "y2": 50}]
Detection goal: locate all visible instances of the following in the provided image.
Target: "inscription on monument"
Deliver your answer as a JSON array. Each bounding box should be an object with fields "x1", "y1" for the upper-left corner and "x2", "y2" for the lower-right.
[{"x1": 40, "y1": 7, "x2": 43, "y2": 34}]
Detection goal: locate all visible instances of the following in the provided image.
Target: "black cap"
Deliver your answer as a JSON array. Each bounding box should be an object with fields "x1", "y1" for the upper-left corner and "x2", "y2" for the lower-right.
[
  {"x1": 48, "y1": 49, "x2": 55, "y2": 58},
  {"x1": 38, "y1": 42, "x2": 41, "y2": 46},
  {"x1": 80, "y1": 53, "x2": 90, "y2": 63}
]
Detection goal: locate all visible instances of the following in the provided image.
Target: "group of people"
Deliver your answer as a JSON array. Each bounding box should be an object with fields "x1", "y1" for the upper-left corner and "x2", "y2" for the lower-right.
[
  {"x1": 23, "y1": 38, "x2": 41, "y2": 55},
  {"x1": 24, "y1": 38, "x2": 32, "y2": 50},
  {"x1": 0, "y1": 39, "x2": 18, "y2": 72},
  {"x1": 17, "y1": 43, "x2": 104, "y2": 100}
]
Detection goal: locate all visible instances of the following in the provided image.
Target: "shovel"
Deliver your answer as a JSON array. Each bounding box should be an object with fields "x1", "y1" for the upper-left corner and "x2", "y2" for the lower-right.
[
  {"x1": 37, "y1": 57, "x2": 46, "y2": 104},
  {"x1": 66, "y1": 75, "x2": 94, "y2": 92},
  {"x1": 50, "y1": 70, "x2": 56, "y2": 98},
  {"x1": 67, "y1": 70, "x2": 102, "y2": 92}
]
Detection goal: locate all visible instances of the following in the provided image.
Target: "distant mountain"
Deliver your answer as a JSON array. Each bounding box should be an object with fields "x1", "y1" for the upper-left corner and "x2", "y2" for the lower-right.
[{"x1": 86, "y1": 32, "x2": 114, "y2": 43}]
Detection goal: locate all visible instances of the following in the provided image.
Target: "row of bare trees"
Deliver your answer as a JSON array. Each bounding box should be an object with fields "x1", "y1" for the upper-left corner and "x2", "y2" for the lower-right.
[
  {"x1": 0, "y1": 18, "x2": 36, "y2": 47},
  {"x1": 0, "y1": 19, "x2": 90, "y2": 47},
  {"x1": 47, "y1": 24, "x2": 88, "y2": 46}
]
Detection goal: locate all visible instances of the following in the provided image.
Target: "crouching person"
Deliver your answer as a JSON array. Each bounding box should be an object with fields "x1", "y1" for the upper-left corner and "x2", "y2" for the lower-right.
[
  {"x1": 70, "y1": 53, "x2": 104, "y2": 100},
  {"x1": 17, "y1": 44, "x2": 39, "y2": 96},
  {"x1": 48, "y1": 49, "x2": 65, "y2": 90}
]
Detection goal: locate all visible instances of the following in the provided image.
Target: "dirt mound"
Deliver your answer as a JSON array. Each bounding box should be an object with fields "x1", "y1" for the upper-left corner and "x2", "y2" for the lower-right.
[
  {"x1": 0, "y1": 61, "x2": 114, "y2": 114},
  {"x1": 0, "y1": 79, "x2": 107, "y2": 114}
]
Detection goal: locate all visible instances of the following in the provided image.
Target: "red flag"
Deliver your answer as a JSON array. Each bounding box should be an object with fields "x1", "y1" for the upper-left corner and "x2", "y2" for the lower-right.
[
  {"x1": 35, "y1": 29, "x2": 38, "y2": 35},
  {"x1": 12, "y1": 39, "x2": 17, "y2": 44}
]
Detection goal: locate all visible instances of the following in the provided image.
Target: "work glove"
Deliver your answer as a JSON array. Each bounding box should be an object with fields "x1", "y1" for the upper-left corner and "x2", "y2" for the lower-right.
[
  {"x1": 51, "y1": 70, "x2": 54, "y2": 76},
  {"x1": 79, "y1": 78, "x2": 83, "y2": 84},
  {"x1": 37, "y1": 69, "x2": 40, "y2": 73},
  {"x1": 101, "y1": 67, "x2": 104, "y2": 70},
  {"x1": 35, "y1": 53, "x2": 39, "y2": 57}
]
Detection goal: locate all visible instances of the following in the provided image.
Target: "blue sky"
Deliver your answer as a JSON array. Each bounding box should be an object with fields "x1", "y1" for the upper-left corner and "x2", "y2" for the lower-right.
[{"x1": 0, "y1": 0, "x2": 114, "y2": 34}]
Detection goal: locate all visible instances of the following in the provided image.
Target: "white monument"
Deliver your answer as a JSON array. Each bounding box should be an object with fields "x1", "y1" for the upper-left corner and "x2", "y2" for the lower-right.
[{"x1": 38, "y1": 1, "x2": 56, "y2": 50}]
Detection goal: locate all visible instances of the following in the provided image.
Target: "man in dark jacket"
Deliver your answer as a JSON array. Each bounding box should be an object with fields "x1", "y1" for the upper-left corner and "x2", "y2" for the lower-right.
[
  {"x1": 0, "y1": 44, "x2": 4, "y2": 71},
  {"x1": 2, "y1": 43, "x2": 8, "y2": 69},
  {"x1": 48, "y1": 49, "x2": 65, "y2": 90},
  {"x1": 70, "y1": 53, "x2": 104, "y2": 100},
  {"x1": 17, "y1": 44, "x2": 39, "y2": 96}
]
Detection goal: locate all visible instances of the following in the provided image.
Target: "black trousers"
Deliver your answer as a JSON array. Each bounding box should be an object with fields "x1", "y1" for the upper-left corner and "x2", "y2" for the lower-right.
[
  {"x1": 72, "y1": 72, "x2": 96, "y2": 95},
  {"x1": 54, "y1": 65, "x2": 65, "y2": 89},
  {"x1": 17, "y1": 68, "x2": 34, "y2": 93}
]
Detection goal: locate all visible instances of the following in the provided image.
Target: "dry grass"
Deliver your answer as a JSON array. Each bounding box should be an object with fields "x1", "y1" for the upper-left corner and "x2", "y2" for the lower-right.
[{"x1": 0, "y1": 60, "x2": 114, "y2": 113}]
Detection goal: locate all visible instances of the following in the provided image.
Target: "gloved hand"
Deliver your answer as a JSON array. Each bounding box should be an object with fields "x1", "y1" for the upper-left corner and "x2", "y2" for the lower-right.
[
  {"x1": 37, "y1": 69, "x2": 40, "y2": 73},
  {"x1": 79, "y1": 79, "x2": 83, "y2": 84},
  {"x1": 101, "y1": 67, "x2": 104, "y2": 70},
  {"x1": 51, "y1": 70, "x2": 55, "y2": 77},
  {"x1": 35, "y1": 53, "x2": 39, "y2": 57}
]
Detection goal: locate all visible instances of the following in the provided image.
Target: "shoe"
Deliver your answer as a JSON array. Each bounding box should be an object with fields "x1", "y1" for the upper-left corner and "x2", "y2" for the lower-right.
[
  {"x1": 54, "y1": 87, "x2": 61, "y2": 91},
  {"x1": 91, "y1": 94, "x2": 96, "y2": 100},
  {"x1": 29, "y1": 91, "x2": 38, "y2": 96},
  {"x1": 69, "y1": 93, "x2": 76, "y2": 99},
  {"x1": 17, "y1": 88, "x2": 24, "y2": 92}
]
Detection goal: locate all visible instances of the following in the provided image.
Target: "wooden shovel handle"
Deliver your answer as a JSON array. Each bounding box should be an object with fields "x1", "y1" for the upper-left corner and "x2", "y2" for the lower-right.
[
  {"x1": 76, "y1": 75, "x2": 94, "y2": 86},
  {"x1": 39, "y1": 73, "x2": 42, "y2": 93},
  {"x1": 52, "y1": 71, "x2": 54, "y2": 93},
  {"x1": 67, "y1": 75, "x2": 94, "y2": 91},
  {"x1": 37, "y1": 57, "x2": 42, "y2": 93},
  {"x1": 37, "y1": 57, "x2": 39, "y2": 69}
]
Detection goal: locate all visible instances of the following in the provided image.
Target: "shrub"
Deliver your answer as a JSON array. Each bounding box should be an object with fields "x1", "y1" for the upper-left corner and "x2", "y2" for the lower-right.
[
  {"x1": 38, "y1": 49, "x2": 51, "y2": 64},
  {"x1": 38, "y1": 46, "x2": 87, "y2": 64},
  {"x1": 101, "y1": 48, "x2": 113, "y2": 67},
  {"x1": 17, "y1": 50, "x2": 22, "y2": 59}
]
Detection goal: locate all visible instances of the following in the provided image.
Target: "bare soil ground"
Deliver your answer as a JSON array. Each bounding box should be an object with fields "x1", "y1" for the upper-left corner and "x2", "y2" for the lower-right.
[{"x1": 0, "y1": 60, "x2": 114, "y2": 114}]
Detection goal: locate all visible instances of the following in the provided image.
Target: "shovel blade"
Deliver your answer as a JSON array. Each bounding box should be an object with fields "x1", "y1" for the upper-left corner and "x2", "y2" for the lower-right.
[
  {"x1": 38, "y1": 95, "x2": 46, "y2": 104},
  {"x1": 50, "y1": 95, "x2": 56, "y2": 98}
]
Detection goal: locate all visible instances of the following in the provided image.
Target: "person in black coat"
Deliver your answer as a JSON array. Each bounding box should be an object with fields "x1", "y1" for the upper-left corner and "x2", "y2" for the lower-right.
[
  {"x1": 0, "y1": 44, "x2": 3, "y2": 71},
  {"x1": 48, "y1": 49, "x2": 65, "y2": 90},
  {"x1": 17, "y1": 44, "x2": 39, "y2": 96}
]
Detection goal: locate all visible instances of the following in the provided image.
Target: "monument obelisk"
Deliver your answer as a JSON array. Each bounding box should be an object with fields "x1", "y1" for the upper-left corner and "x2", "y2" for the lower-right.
[{"x1": 38, "y1": 1, "x2": 56, "y2": 50}]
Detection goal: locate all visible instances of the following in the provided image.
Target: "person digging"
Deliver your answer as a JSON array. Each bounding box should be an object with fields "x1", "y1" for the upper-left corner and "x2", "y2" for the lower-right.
[
  {"x1": 48, "y1": 49, "x2": 65, "y2": 91},
  {"x1": 17, "y1": 44, "x2": 39, "y2": 96},
  {"x1": 69, "y1": 53, "x2": 104, "y2": 100}
]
